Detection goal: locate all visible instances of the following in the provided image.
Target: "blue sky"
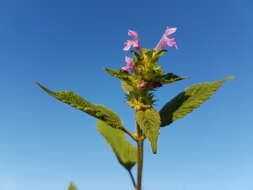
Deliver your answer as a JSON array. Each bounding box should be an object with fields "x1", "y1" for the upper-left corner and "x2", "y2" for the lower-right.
[{"x1": 0, "y1": 0, "x2": 252, "y2": 189}]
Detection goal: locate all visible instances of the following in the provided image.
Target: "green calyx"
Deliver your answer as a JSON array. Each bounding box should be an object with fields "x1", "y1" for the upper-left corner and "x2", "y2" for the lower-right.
[
  {"x1": 105, "y1": 48, "x2": 186, "y2": 110},
  {"x1": 133, "y1": 49, "x2": 165, "y2": 82},
  {"x1": 126, "y1": 91, "x2": 155, "y2": 111}
]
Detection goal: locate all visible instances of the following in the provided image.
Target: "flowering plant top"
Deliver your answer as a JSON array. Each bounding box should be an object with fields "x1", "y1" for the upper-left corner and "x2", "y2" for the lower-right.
[
  {"x1": 105, "y1": 27, "x2": 185, "y2": 111},
  {"x1": 36, "y1": 27, "x2": 234, "y2": 190}
]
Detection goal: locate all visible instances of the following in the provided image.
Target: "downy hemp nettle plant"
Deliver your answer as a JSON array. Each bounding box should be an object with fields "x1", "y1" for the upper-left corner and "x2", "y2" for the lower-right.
[{"x1": 36, "y1": 27, "x2": 234, "y2": 190}]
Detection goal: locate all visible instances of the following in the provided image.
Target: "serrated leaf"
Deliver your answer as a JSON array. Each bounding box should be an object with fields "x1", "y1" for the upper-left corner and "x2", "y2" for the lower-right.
[
  {"x1": 161, "y1": 73, "x2": 188, "y2": 85},
  {"x1": 159, "y1": 77, "x2": 234, "y2": 127},
  {"x1": 35, "y1": 82, "x2": 124, "y2": 129},
  {"x1": 97, "y1": 120, "x2": 137, "y2": 171},
  {"x1": 121, "y1": 81, "x2": 134, "y2": 93},
  {"x1": 104, "y1": 67, "x2": 132, "y2": 82},
  {"x1": 68, "y1": 182, "x2": 78, "y2": 190},
  {"x1": 135, "y1": 109, "x2": 161, "y2": 154}
]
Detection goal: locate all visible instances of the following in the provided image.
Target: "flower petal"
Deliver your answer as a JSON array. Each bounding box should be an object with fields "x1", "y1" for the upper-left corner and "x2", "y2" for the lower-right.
[
  {"x1": 154, "y1": 37, "x2": 167, "y2": 50},
  {"x1": 121, "y1": 65, "x2": 131, "y2": 71},
  {"x1": 165, "y1": 38, "x2": 178, "y2": 48},
  {"x1": 165, "y1": 27, "x2": 177, "y2": 36},
  {"x1": 123, "y1": 40, "x2": 134, "y2": 51},
  {"x1": 123, "y1": 30, "x2": 141, "y2": 51},
  {"x1": 139, "y1": 81, "x2": 146, "y2": 88},
  {"x1": 128, "y1": 30, "x2": 139, "y2": 39},
  {"x1": 154, "y1": 27, "x2": 178, "y2": 50},
  {"x1": 122, "y1": 56, "x2": 135, "y2": 71},
  {"x1": 125, "y1": 56, "x2": 133, "y2": 65}
]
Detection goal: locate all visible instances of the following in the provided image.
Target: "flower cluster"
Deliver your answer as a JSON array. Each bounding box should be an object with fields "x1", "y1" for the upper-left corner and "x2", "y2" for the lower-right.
[
  {"x1": 123, "y1": 30, "x2": 141, "y2": 51},
  {"x1": 121, "y1": 56, "x2": 135, "y2": 72},
  {"x1": 119, "y1": 27, "x2": 178, "y2": 110},
  {"x1": 121, "y1": 27, "x2": 178, "y2": 88}
]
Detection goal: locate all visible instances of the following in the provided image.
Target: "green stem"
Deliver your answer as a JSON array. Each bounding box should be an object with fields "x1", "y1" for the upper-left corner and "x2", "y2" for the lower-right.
[
  {"x1": 121, "y1": 127, "x2": 138, "y2": 141},
  {"x1": 136, "y1": 124, "x2": 144, "y2": 190}
]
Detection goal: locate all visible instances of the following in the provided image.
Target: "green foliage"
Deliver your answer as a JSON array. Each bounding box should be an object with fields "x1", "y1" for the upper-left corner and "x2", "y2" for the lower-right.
[
  {"x1": 127, "y1": 91, "x2": 155, "y2": 110},
  {"x1": 35, "y1": 82, "x2": 124, "y2": 130},
  {"x1": 159, "y1": 77, "x2": 234, "y2": 127},
  {"x1": 135, "y1": 49, "x2": 164, "y2": 82},
  {"x1": 104, "y1": 67, "x2": 132, "y2": 82},
  {"x1": 160, "y1": 73, "x2": 188, "y2": 85},
  {"x1": 97, "y1": 120, "x2": 137, "y2": 171},
  {"x1": 154, "y1": 49, "x2": 167, "y2": 57},
  {"x1": 135, "y1": 109, "x2": 161, "y2": 154},
  {"x1": 68, "y1": 182, "x2": 78, "y2": 190},
  {"x1": 121, "y1": 81, "x2": 134, "y2": 93}
]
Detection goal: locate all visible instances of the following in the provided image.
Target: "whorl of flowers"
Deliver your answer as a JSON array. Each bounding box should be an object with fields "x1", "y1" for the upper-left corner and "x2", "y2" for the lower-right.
[{"x1": 119, "y1": 27, "x2": 178, "y2": 110}]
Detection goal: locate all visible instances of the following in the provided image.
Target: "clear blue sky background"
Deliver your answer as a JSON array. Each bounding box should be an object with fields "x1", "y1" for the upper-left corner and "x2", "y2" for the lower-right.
[{"x1": 0, "y1": 0, "x2": 252, "y2": 190}]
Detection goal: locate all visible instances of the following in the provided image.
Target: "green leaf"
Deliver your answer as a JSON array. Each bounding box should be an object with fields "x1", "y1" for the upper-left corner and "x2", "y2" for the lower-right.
[
  {"x1": 160, "y1": 73, "x2": 188, "y2": 85},
  {"x1": 153, "y1": 49, "x2": 167, "y2": 58},
  {"x1": 104, "y1": 68, "x2": 135, "y2": 93},
  {"x1": 68, "y1": 182, "x2": 78, "y2": 190},
  {"x1": 135, "y1": 109, "x2": 161, "y2": 154},
  {"x1": 35, "y1": 82, "x2": 124, "y2": 129},
  {"x1": 104, "y1": 67, "x2": 132, "y2": 82},
  {"x1": 159, "y1": 77, "x2": 234, "y2": 127},
  {"x1": 121, "y1": 81, "x2": 134, "y2": 93},
  {"x1": 97, "y1": 120, "x2": 137, "y2": 171}
]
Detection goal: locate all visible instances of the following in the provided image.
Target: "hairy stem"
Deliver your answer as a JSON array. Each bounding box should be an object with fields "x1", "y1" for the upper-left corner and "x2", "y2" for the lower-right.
[{"x1": 136, "y1": 124, "x2": 144, "y2": 190}]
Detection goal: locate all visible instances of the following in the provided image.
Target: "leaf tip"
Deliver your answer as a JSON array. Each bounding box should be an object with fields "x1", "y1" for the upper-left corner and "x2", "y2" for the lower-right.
[
  {"x1": 34, "y1": 81, "x2": 40, "y2": 86},
  {"x1": 225, "y1": 76, "x2": 235, "y2": 80},
  {"x1": 103, "y1": 67, "x2": 110, "y2": 71},
  {"x1": 183, "y1": 76, "x2": 190, "y2": 80},
  {"x1": 34, "y1": 82, "x2": 44, "y2": 89},
  {"x1": 151, "y1": 142, "x2": 158, "y2": 154}
]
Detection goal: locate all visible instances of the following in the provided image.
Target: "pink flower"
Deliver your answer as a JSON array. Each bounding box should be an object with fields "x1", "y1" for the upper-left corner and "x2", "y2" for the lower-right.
[
  {"x1": 123, "y1": 30, "x2": 141, "y2": 51},
  {"x1": 154, "y1": 27, "x2": 178, "y2": 50},
  {"x1": 139, "y1": 81, "x2": 146, "y2": 88},
  {"x1": 128, "y1": 30, "x2": 139, "y2": 39},
  {"x1": 121, "y1": 56, "x2": 135, "y2": 71}
]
